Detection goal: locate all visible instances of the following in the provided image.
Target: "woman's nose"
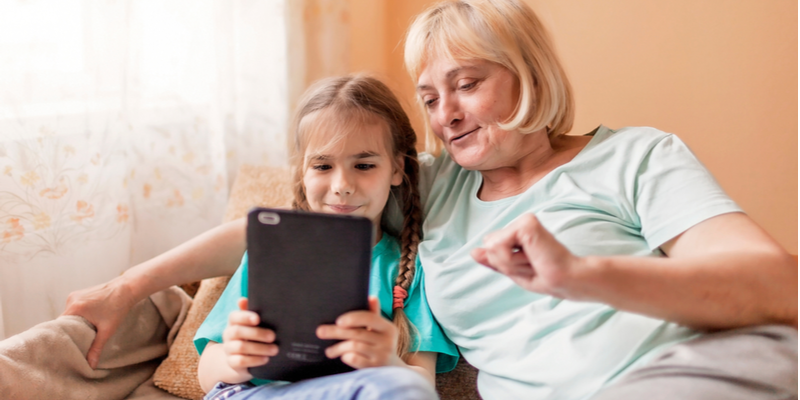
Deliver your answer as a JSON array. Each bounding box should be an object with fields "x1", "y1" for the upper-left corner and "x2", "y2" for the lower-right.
[
  {"x1": 436, "y1": 94, "x2": 463, "y2": 128},
  {"x1": 332, "y1": 170, "x2": 354, "y2": 195}
]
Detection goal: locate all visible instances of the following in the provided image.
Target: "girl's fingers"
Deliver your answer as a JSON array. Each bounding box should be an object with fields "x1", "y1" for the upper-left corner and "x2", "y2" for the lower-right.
[
  {"x1": 333, "y1": 310, "x2": 394, "y2": 333},
  {"x1": 316, "y1": 324, "x2": 385, "y2": 344},
  {"x1": 228, "y1": 309, "x2": 260, "y2": 327},
  {"x1": 237, "y1": 297, "x2": 249, "y2": 311},
  {"x1": 324, "y1": 338, "x2": 378, "y2": 359},
  {"x1": 223, "y1": 324, "x2": 276, "y2": 344},
  {"x1": 223, "y1": 339, "x2": 279, "y2": 358},
  {"x1": 340, "y1": 352, "x2": 374, "y2": 370},
  {"x1": 227, "y1": 354, "x2": 271, "y2": 369}
]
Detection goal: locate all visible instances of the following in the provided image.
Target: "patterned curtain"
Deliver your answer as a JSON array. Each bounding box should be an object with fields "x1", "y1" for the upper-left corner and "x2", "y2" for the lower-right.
[{"x1": 0, "y1": 0, "x2": 292, "y2": 338}]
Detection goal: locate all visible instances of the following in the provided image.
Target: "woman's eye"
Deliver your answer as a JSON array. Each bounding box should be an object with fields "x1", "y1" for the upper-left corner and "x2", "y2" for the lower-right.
[
  {"x1": 459, "y1": 81, "x2": 476, "y2": 90},
  {"x1": 424, "y1": 98, "x2": 438, "y2": 107},
  {"x1": 355, "y1": 164, "x2": 375, "y2": 171},
  {"x1": 311, "y1": 164, "x2": 331, "y2": 171}
]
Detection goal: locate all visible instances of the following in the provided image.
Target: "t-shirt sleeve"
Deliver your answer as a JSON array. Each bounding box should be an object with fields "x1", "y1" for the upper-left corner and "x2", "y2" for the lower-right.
[
  {"x1": 193, "y1": 253, "x2": 249, "y2": 355},
  {"x1": 404, "y1": 258, "x2": 459, "y2": 373},
  {"x1": 634, "y1": 134, "x2": 742, "y2": 249}
]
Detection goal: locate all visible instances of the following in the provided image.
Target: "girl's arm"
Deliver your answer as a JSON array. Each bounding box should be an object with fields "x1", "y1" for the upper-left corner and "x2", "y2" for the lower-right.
[
  {"x1": 198, "y1": 298, "x2": 279, "y2": 393},
  {"x1": 317, "y1": 297, "x2": 438, "y2": 384},
  {"x1": 63, "y1": 217, "x2": 247, "y2": 368},
  {"x1": 472, "y1": 212, "x2": 797, "y2": 330}
]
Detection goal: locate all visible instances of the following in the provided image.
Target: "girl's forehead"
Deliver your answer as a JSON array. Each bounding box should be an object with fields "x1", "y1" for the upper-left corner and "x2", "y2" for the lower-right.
[{"x1": 303, "y1": 110, "x2": 392, "y2": 158}]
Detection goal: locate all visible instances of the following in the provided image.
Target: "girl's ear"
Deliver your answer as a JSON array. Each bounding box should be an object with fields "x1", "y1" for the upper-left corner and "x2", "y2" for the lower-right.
[{"x1": 391, "y1": 155, "x2": 404, "y2": 186}]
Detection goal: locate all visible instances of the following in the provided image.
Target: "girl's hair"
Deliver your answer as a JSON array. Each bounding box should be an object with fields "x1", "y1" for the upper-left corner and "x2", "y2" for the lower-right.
[
  {"x1": 289, "y1": 74, "x2": 422, "y2": 358},
  {"x1": 404, "y1": 0, "x2": 575, "y2": 153}
]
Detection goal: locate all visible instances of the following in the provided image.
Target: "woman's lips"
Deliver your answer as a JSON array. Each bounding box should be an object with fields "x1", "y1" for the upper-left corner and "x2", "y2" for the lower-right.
[
  {"x1": 451, "y1": 127, "x2": 479, "y2": 143},
  {"x1": 328, "y1": 204, "x2": 360, "y2": 213}
]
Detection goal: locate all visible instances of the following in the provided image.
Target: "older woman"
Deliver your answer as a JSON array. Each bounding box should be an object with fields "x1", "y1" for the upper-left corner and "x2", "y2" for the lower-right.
[{"x1": 64, "y1": 0, "x2": 796, "y2": 399}]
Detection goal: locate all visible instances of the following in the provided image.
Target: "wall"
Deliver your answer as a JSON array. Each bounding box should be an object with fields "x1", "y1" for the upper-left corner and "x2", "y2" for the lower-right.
[{"x1": 346, "y1": 0, "x2": 797, "y2": 252}]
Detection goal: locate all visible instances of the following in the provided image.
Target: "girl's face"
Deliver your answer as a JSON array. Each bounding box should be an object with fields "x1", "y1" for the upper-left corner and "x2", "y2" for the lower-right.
[
  {"x1": 302, "y1": 115, "x2": 402, "y2": 230},
  {"x1": 417, "y1": 57, "x2": 526, "y2": 171}
]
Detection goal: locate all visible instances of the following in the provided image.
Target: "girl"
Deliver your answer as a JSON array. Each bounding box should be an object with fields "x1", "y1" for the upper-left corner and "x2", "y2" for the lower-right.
[{"x1": 193, "y1": 75, "x2": 458, "y2": 400}]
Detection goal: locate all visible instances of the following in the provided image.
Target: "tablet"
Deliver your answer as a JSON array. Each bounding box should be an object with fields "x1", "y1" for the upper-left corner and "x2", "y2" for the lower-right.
[{"x1": 246, "y1": 208, "x2": 373, "y2": 382}]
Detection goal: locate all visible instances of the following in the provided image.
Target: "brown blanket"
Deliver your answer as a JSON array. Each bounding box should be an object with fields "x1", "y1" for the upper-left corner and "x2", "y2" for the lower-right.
[{"x1": 0, "y1": 287, "x2": 191, "y2": 400}]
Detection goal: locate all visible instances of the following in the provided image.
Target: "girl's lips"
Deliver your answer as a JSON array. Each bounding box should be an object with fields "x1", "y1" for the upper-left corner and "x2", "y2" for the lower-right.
[{"x1": 328, "y1": 204, "x2": 360, "y2": 213}]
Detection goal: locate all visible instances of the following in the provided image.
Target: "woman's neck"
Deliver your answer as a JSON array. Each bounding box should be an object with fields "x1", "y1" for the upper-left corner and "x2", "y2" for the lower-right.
[{"x1": 477, "y1": 132, "x2": 591, "y2": 201}]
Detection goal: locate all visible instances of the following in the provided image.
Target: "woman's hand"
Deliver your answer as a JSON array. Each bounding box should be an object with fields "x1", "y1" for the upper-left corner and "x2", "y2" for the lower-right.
[
  {"x1": 316, "y1": 297, "x2": 402, "y2": 369},
  {"x1": 62, "y1": 276, "x2": 137, "y2": 369},
  {"x1": 220, "y1": 298, "x2": 279, "y2": 378},
  {"x1": 470, "y1": 213, "x2": 585, "y2": 299}
]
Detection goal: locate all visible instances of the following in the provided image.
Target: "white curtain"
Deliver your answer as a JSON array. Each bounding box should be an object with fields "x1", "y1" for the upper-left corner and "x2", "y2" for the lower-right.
[{"x1": 0, "y1": 0, "x2": 292, "y2": 338}]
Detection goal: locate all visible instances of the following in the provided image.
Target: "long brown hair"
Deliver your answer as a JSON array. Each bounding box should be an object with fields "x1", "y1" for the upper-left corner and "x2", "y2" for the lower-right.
[{"x1": 289, "y1": 74, "x2": 422, "y2": 358}]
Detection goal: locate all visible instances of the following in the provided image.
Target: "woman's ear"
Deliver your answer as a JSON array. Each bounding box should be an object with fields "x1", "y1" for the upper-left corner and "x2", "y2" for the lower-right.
[{"x1": 391, "y1": 155, "x2": 405, "y2": 186}]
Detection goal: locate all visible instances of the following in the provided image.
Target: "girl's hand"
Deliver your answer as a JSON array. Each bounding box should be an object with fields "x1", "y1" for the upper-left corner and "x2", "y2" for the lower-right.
[
  {"x1": 221, "y1": 298, "x2": 279, "y2": 378},
  {"x1": 470, "y1": 213, "x2": 585, "y2": 300},
  {"x1": 316, "y1": 297, "x2": 401, "y2": 369}
]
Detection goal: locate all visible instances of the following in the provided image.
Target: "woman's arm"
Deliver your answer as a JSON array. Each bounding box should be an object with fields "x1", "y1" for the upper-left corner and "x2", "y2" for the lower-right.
[
  {"x1": 63, "y1": 217, "x2": 247, "y2": 368},
  {"x1": 472, "y1": 212, "x2": 797, "y2": 330}
]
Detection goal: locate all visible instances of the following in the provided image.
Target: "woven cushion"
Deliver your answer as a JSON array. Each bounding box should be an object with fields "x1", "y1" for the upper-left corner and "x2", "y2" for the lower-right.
[{"x1": 152, "y1": 165, "x2": 294, "y2": 399}]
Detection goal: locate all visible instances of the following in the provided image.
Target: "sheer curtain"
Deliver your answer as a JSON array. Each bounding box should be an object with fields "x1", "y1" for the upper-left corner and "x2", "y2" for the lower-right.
[{"x1": 0, "y1": 0, "x2": 294, "y2": 338}]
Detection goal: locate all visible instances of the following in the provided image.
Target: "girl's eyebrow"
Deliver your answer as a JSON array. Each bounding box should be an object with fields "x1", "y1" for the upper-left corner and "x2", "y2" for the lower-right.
[
  {"x1": 307, "y1": 151, "x2": 380, "y2": 162},
  {"x1": 352, "y1": 151, "x2": 380, "y2": 159}
]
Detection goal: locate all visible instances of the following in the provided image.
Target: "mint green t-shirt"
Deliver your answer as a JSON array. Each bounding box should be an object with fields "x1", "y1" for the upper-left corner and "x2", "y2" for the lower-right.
[
  {"x1": 416, "y1": 126, "x2": 742, "y2": 400},
  {"x1": 194, "y1": 234, "x2": 458, "y2": 385}
]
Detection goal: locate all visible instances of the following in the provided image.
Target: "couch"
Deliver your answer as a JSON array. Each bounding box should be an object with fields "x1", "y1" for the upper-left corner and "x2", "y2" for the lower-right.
[{"x1": 0, "y1": 165, "x2": 480, "y2": 400}]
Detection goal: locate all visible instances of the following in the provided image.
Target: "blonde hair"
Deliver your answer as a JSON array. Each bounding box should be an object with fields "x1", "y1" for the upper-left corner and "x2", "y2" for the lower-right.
[
  {"x1": 404, "y1": 0, "x2": 575, "y2": 153},
  {"x1": 289, "y1": 74, "x2": 422, "y2": 358}
]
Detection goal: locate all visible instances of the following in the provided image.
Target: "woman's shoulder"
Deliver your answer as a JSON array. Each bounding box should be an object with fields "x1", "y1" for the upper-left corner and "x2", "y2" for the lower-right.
[{"x1": 578, "y1": 125, "x2": 682, "y2": 160}]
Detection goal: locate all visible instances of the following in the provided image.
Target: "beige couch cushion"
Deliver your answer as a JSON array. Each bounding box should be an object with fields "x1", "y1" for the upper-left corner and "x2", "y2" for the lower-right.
[{"x1": 153, "y1": 165, "x2": 294, "y2": 399}]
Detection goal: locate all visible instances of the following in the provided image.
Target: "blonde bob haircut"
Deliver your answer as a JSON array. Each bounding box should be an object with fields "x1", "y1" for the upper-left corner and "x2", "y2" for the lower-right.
[{"x1": 404, "y1": 0, "x2": 575, "y2": 152}]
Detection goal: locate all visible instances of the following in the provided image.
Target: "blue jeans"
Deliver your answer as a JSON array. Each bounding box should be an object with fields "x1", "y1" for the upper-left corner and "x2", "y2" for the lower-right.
[{"x1": 203, "y1": 367, "x2": 438, "y2": 400}]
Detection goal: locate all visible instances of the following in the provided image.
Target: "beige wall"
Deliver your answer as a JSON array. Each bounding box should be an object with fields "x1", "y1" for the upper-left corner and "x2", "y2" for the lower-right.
[{"x1": 344, "y1": 0, "x2": 798, "y2": 252}]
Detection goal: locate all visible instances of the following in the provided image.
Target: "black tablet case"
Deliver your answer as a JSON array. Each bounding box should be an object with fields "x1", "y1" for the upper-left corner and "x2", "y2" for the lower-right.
[{"x1": 246, "y1": 208, "x2": 373, "y2": 382}]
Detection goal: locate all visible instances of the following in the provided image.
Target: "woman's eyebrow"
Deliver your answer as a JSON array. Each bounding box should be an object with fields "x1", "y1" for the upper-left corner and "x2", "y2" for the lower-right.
[{"x1": 417, "y1": 65, "x2": 481, "y2": 91}]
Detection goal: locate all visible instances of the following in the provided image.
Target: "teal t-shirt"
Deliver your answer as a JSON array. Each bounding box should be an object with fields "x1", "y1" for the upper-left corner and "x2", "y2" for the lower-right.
[
  {"x1": 416, "y1": 126, "x2": 742, "y2": 400},
  {"x1": 194, "y1": 233, "x2": 458, "y2": 385}
]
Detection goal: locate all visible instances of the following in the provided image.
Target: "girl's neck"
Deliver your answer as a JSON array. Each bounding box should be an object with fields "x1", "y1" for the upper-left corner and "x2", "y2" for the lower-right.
[
  {"x1": 373, "y1": 225, "x2": 383, "y2": 246},
  {"x1": 477, "y1": 132, "x2": 591, "y2": 202}
]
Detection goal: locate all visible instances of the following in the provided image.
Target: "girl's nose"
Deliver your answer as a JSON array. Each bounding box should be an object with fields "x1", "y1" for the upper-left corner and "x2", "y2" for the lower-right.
[{"x1": 332, "y1": 170, "x2": 354, "y2": 196}]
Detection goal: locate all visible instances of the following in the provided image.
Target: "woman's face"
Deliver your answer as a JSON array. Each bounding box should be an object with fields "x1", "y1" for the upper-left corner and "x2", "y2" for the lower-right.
[{"x1": 417, "y1": 58, "x2": 524, "y2": 171}]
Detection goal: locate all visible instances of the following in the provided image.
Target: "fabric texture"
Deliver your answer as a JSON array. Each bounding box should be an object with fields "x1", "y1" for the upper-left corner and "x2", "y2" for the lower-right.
[
  {"x1": 417, "y1": 126, "x2": 744, "y2": 399},
  {"x1": 202, "y1": 367, "x2": 438, "y2": 400},
  {"x1": 193, "y1": 235, "x2": 459, "y2": 384},
  {"x1": 0, "y1": 286, "x2": 191, "y2": 400},
  {"x1": 153, "y1": 165, "x2": 295, "y2": 399},
  {"x1": 592, "y1": 325, "x2": 798, "y2": 400}
]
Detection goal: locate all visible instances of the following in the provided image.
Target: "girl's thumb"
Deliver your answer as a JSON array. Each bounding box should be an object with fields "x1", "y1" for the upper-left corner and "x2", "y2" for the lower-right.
[{"x1": 368, "y1": 296, "x2": 380, "y2": 314}]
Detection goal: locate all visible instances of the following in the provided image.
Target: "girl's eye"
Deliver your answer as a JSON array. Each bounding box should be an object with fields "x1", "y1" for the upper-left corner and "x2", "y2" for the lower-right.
[
  {"x1": 311, "y1": 164, "x2": 331, "y2": 171},
  {"x1": 355, "y1": 164, "x2": 375, "y2": 171}
]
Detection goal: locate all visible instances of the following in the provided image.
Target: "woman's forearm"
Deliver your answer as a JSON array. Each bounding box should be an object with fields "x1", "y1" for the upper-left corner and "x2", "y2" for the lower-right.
[
  {"x1": 122, "y1": 217, "x2": 247, "y2": 302},
  {"x1": 575, "y1": 250, "x2": 797, "y2": 330}
]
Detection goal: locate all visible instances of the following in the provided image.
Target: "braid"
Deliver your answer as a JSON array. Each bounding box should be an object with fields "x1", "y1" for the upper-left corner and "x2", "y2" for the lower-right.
[{"x1": 391, "y1": 123, "x2": 423, "y2": 360}]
